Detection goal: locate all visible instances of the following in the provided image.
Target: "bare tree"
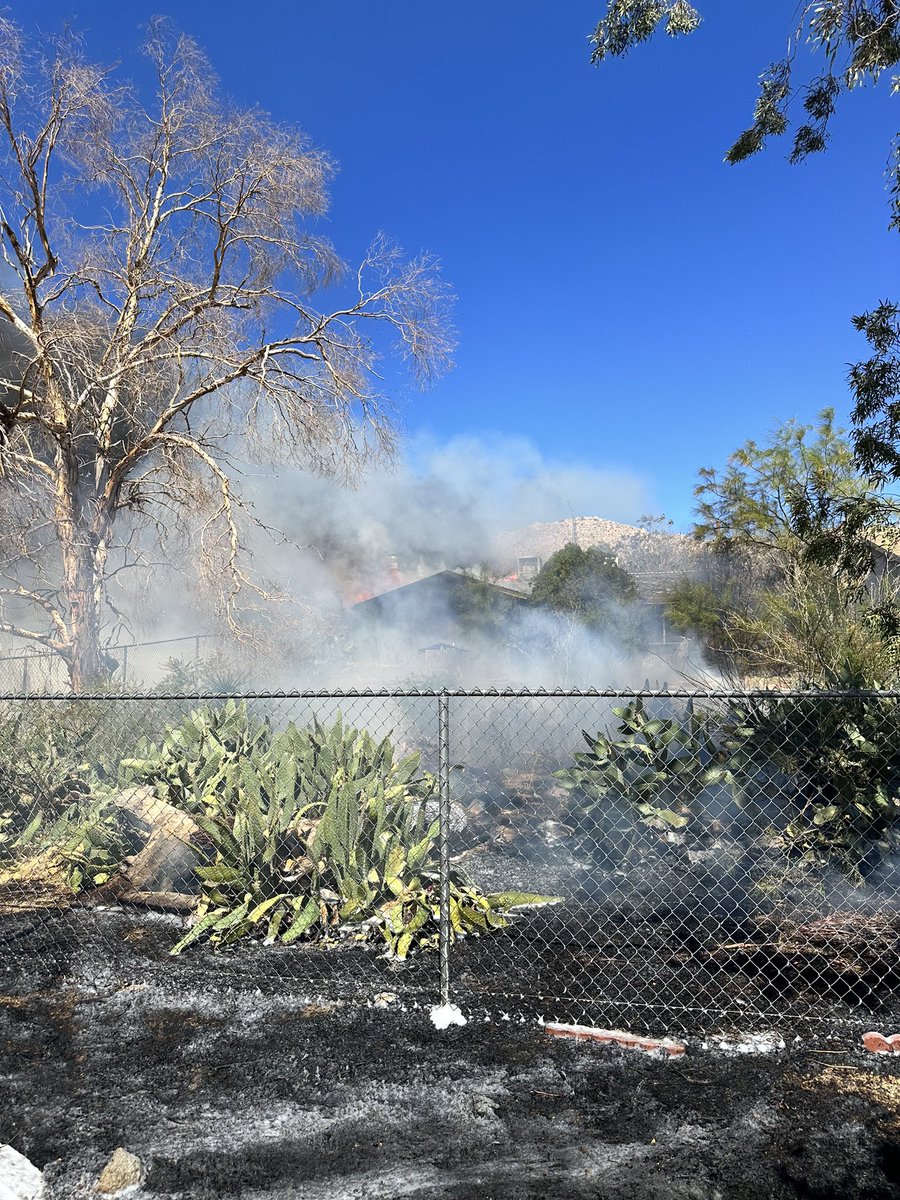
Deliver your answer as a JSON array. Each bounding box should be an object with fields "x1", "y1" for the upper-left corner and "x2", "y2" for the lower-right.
[{"x1": 0, "y1": 19, "x2": 453, "y2": 691}]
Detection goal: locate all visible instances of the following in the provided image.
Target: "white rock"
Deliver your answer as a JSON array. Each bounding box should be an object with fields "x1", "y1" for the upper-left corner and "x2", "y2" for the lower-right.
[
  {"x1": 0, "y1": 1146, "x2": 44, "y2": 1200},
  {"x1": 429, "y1": 1003, "x2": 467, "y2": 1029},
  {"x1": 704, "y1": 1031, "x2": 786, "y2": 1055}
]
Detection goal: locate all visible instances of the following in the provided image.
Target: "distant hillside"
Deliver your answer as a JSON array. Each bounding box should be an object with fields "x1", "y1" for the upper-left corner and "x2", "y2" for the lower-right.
[{"x1": 494, "y1": 517, "x2": 702, "y2": 596}]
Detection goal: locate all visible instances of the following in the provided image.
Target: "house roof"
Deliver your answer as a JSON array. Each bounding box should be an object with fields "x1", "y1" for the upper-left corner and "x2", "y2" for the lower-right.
[{"x1": 351, "y1": 569, "x2": 527, "y2": 617}]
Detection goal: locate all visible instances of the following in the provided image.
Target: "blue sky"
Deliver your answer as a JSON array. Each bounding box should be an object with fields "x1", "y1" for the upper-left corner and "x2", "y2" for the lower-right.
[{"x1": 21, "y1": 0, "x2": 900, "y2": 530}]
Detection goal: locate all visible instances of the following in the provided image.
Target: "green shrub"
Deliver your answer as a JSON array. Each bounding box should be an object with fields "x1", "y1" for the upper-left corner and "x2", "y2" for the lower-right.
[
  {"x1": 121, "y1": 704, "x2": 557, "y2": 957},
  {"x1": 733, "y1": 687, "x2": 900, "y2": 882},
  {"x1": 556, "y1": 698, "x2": 738, "y2": 836},
  {"x1": 41, "y1": 794, "x2": 131, "y2": 891},
  {"x1": 557, "y1": 689, "x2": 900, "y2": 883},
  {"x1": 153, "y1": 653, "x2": 253, "y2": 695},
  {"x1": 0, "y1": 701, "x2": 131, "y2": 890}
]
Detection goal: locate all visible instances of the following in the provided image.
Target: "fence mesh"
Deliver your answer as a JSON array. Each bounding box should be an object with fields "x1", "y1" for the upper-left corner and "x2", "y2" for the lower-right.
[{"x1": 2, "y1": 688, "x2": 900, "y2": 1033}]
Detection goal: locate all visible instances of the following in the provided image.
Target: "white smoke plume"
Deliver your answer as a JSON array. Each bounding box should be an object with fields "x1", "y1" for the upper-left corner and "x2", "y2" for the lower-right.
[
  {"x1": 225, "y1": 433, "x2": 711, "y2": 690},
  {"x1": 15, "y1": 432, "x2": 710, "y2": 692},
  {"x1": 250, "y1": 432, "x2": 653, "y2": 595}
]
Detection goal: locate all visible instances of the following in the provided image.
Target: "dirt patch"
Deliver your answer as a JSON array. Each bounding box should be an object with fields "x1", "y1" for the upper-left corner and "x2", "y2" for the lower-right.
[{"x1": 3, "y1": 912, "x2": 900, "y2": 1198}]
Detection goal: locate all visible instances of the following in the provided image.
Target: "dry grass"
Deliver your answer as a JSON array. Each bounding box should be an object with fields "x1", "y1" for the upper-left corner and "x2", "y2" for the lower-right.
[
  {"x1": 792, "y1": 1065, "x2": 900, "y2": 1129},
  {"x1": 0, "y1": 852, "x2": 73, "y2": 912}
]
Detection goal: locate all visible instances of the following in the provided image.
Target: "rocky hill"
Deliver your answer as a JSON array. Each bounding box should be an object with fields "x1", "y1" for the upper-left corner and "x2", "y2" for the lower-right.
[{"x1": 493, "y1": 517, "x2": 702, "y2": 594}]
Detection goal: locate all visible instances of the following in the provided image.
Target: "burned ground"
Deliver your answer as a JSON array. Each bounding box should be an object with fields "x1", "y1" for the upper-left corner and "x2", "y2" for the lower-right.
[
  {"x1": 3, "y1": 910, "x2": 900, "y2": 1199},
  {"x1": 5, "y1": 693, "x2": 900, "y2": 1196}
]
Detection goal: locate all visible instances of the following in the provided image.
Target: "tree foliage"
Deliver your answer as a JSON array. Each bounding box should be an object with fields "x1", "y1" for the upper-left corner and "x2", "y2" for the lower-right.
[
  {"x1": 590, "y1": 1, "x2": 900, "y2": 217},
  {"x1": 0, "y1": 19, "x2": 453, "y2": 689},
  {"x1": 736, "y1": 572, "x2": 900, "y2": 684},
  {"x1": 851, "y1": 301, "x2": 900, "y2": 482},
  {"x1": 662, "y1": 574, "x2": 741, "y2": 666},
  {"x1": 794, "y1": 303, "x2": 900, "y2": 582},
  {"x1": 591, "y1": 1, "x2": 702, "y2": 61},
  {"x1": 693, "y1": 409, "x2": 872, "y2": 564},
  {"x1": 689, "y1": 411, "x2": 900, "y2": 682},
  {"x1": 529, "y1": 542, "x2": 637, "y2": 630}
]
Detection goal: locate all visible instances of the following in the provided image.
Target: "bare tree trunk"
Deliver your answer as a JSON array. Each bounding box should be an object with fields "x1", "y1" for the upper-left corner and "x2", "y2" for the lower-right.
[
  {"x1": 53, "y1": 418, "x2": 109, "y2": 692},
  {"x1": 64, "y1": 547, "x2": 107, "y2": 692}
]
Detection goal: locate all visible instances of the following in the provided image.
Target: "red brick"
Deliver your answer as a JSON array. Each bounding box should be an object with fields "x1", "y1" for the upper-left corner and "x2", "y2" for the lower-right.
[
  {"x1": 544, "y1": 1022, "x2": 685, "y2": 1056},
  {"x1": 862, "y1": 1031, "x2": 895, "y2": 1053}
]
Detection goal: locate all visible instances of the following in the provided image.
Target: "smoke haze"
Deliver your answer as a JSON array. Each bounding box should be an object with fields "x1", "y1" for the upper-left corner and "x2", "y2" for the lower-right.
[
  {"x1": 228, "y1": 434, "x2": 710, "y2": 690},
  {"x1": 2, "y1": 428, "x2": 713, "y2": 692},
  {"x1": 251, "y1": 432, "x2": 653, "y2": 595}
]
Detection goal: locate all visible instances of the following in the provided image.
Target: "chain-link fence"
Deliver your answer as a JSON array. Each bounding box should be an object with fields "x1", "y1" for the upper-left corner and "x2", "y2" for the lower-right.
[
  {"x1": 2, "y1": 687, "x2": 900, "y2": 1032},
  {"x1": 0, "y1": 633, "x2": 230, "y2": 695}
]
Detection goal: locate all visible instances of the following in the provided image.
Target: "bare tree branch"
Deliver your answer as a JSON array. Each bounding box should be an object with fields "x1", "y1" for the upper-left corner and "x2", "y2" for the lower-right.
[{"x1": 0, "y1": 17, "x2": 453, "y2": 689}]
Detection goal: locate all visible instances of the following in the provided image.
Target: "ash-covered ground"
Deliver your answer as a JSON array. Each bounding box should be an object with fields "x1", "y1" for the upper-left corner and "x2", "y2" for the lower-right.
[{"x1": 3, "y1": 910, "x2": 900, "y2": 1199}]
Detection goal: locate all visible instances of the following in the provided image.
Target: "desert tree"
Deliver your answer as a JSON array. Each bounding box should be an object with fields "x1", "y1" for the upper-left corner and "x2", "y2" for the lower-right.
[
  {"x1": 688, "y1": 411, "x2": 900, "y2": 681},
  {"x1": 0, "y1": 19, "x2": 453, "y2": 690},
  {"x1": 693, "y1": 410, "x2": 872, "y2": 564},
  {"x1": 529, "y1": 543, "x2": 637, "y2": 626}
]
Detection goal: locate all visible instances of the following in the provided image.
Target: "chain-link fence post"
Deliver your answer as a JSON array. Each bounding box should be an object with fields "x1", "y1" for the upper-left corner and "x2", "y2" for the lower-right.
[{"x1": 437, "y1": 689, "x2": 452, "y2": 1007}]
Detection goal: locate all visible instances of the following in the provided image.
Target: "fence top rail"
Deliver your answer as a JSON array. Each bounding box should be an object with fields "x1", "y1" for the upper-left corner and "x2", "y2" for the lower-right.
[
  {"x1": 3, "y1": 686, "x2": 900, "y2": 702},
  {"x1": 0, "y1": 632, "x2": 221, "y2": 664}
]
